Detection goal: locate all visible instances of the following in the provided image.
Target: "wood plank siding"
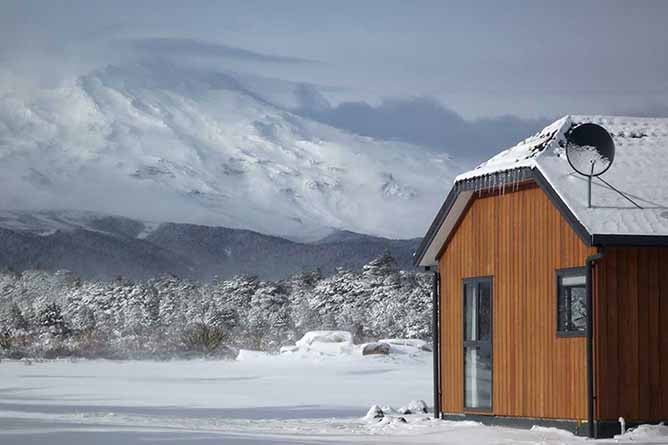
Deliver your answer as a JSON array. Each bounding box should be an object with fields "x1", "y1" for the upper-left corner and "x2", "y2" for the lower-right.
[
  {"x1": 437, "y1": 183, "x2": 596, "y2": 420},
  {"x1": 594, "y1": 246, "x2": 668, "y2": 422}
]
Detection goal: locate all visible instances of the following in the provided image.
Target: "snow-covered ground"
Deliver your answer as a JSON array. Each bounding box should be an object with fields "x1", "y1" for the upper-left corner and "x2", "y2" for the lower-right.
[{"x1": 1, "y1": 351, "x2": 665, "y2": 444}]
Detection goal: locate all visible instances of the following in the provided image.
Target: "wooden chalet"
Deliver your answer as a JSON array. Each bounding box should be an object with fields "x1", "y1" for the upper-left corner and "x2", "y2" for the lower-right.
[{"x1": 414, "y1": 115, "x2": 668, "y2": 437}]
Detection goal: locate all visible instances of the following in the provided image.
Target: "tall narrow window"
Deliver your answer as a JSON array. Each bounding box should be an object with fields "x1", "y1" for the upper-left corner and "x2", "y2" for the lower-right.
[
  {"x1": 556, "y1": 268, "x2": 586, "y2": 336},
  {"x1": 463, "y1": 277, "x2": 492, "y2": 411}
]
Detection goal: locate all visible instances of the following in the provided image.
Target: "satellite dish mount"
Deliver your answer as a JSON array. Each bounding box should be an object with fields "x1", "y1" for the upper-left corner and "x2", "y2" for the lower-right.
[{"x1": 565, "y1": 123, "x2": 615, "y2": 208}]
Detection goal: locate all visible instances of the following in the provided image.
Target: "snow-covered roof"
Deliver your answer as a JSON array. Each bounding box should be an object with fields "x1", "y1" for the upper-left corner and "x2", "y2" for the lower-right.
[{"x1": 416, "y1": 115, "x2": 668, "y2": 267}]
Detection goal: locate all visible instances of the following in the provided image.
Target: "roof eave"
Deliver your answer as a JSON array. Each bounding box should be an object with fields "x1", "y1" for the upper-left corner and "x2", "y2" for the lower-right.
[
  {"x1": 414, "y1": 168, "x2": 537, "y2": 268},
  {"x1": 413, "y1": 185, "x2": 459, "y2": 268}
]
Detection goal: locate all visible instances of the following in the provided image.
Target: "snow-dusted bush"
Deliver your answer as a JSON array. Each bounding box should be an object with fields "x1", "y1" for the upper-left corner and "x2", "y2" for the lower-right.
[
  {"x1": 0, "y1": 252, "x2": 432, "y2": 359},
  {"x1": 181, "y1": 323, "x2": 226, "y2": 355}
]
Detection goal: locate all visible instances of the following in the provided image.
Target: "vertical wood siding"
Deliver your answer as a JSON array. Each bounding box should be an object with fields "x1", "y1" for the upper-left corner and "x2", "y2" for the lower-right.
[
  {"x1": 594, "y1": 247, "x2": 668, "y2": 421},
  {"x1": 438, "y1": 183, "x2": 595, "y2": 420}
]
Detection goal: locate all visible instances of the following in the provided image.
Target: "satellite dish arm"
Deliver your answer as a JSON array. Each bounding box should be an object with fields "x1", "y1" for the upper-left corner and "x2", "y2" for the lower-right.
[
  {"x1": 596, "y1": 176, "x2": 644, "y2": 209},
  {"x1": 588, "y1": 161, "x2": 595, "y2": 208}
]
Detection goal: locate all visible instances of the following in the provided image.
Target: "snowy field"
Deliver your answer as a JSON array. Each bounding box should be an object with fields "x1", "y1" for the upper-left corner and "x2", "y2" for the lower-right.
[{"x1": 0, "y1": 349, "x2": 666, "y2": 444}]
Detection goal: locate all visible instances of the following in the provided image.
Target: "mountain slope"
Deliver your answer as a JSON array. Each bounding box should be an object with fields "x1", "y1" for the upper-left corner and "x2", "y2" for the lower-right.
[
  {"x1": 0, "y1": 61, "x2": 457, "y2": 241},
  {"x1": 145, "y1": 223, "x2": 420, "y2": 279},
  {"x1": 0, "y1": 211, "x2": 420, "y2": 280}
]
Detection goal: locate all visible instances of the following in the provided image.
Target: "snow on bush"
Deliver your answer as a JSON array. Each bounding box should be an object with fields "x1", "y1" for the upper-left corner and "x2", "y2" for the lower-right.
[
  {"x1": 378, "y1": 338, "x2": 431, "y2": 354},
  {"x1": 279, "y1": 332, "x2": 430, "y2": 358},
  {"x1": 296, "y1": 331, "x2": 353, "y2": 347},
  {"x1": 407, "y1": 399, "x2": 428, "y2": 414},
  {"x1": 379, "y1": 338, "x2": 428, "y2": 348},
  {"x1": 278, "y1": 330, "x2": 355, "y2": 356},
  {"x1": 0, "y1": 252, "x2": 432, "y2": 359},
  {"x1": 361, "y1": 342, "x2": 391, "y2": 356}
]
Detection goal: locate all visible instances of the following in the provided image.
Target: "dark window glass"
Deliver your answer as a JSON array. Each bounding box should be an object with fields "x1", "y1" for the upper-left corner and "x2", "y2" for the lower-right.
[
  {"x1": 557, "y1": 269, "x2": 587, "y2": 335},
  {"x1": 478, "y1": 281, "x2": 492, "y2": 342},
  {"x1": 464, "y1": 281, "x2": 491, "y2": 342},
  {"x1": 464, "y1": 345, "x2": 492, "y2": 409},
  {"x1": 463, "y1": 277, "x2": 492, "y2": 411},
  {"x1": 464, "y1": 283, "x2": 477, "y2": 341}
]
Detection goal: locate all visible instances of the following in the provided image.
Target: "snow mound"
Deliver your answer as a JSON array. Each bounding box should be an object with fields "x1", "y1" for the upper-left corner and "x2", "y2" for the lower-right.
[
  {"x1": 361, "y1": 342, "x2": 391, "y2": 356},
  {"x1": 378, "y1": 338, "x2": 431, "y2": 354},
  {"x1": 364, "y1": 405, "x2": 385, "y2": 420},
  {"x1": 278, "y1": 332, "x2": 432, "y2": 359},
  {"x1": 615, "y1": 422, "x2": 668, "y2": 442},
  {"x1": 296, "y1": 331, "x2": 353, "y2": 347},
  {"x1": 408, "y1": 399, "x2": 428, "y2": 413},
  {"x1": 236, "y1": 349, "x2": 271, "y2": 361},
  {"x1": 279, "y1": 330, "x2": 355, "y2": 356}
]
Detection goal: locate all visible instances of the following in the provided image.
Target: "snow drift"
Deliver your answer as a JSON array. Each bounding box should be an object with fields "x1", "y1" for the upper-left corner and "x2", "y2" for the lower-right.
[{"x1": 276, "y1": 331, "x2": 430, "y2": 359}]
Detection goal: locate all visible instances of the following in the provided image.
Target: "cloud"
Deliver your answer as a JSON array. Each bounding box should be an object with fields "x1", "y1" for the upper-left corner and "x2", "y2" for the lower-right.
[
  {"x1": 615, "y1": 102, "x2": 668, "y2": 118},
  {"x1": 126, "y1": 37, "x2": 318, "y2": 65},
  {"x1": 294, "y1": 88, "x2": 551, "y2": 164}
]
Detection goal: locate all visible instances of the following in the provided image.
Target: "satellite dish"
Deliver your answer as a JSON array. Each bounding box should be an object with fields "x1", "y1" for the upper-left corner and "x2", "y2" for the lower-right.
[
  {"x1": 565, "y1": 123, "x2": 615, "y2": 177},
  {"x1": 564, "y1": 123, "x2": 615, "y2": 208}
]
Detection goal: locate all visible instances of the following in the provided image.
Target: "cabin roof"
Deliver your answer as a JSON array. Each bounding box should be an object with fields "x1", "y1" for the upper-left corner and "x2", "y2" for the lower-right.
[{"x1": 415, "y1": 115, "x2": 668, "y2": 267}]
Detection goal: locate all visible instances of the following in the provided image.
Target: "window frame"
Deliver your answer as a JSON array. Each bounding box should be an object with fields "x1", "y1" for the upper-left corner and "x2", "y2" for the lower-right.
[
  {"x1": 556, "y1": 267, "x2": 587, "y2": 338},
  {"x1": 462, "y1": 276, "x2": 493, "y2": 413}
]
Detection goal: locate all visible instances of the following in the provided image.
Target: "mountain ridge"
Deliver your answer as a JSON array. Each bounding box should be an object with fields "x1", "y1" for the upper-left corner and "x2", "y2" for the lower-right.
[{"x1": 0, "y1": 211, "x2": 421, "y2": 280}]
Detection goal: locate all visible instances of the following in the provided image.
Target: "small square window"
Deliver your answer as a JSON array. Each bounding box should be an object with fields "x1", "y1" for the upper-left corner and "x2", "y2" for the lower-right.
[{"x1": 556, "y1": 268, "x2": 586, "y2": 336}]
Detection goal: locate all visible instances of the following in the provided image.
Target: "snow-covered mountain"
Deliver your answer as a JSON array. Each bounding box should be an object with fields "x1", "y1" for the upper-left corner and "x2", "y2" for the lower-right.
[{"x1": 0, "y1": 61, "x2": 457, "y2": 241}]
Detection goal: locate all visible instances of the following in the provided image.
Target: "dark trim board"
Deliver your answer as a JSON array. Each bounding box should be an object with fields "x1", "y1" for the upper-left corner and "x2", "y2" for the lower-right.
[
  {"x1": 432, "y1": 271, "x2": 441, "y2": 419},
  {"x1": 439, "y1": 412, "x2": 666, "y2": 438},
  {"x1": 440, "y1": 413, "x2": 590, "y2": 436},
  {"x1": 592, "y1": 234, "x2": 668, "y2": 246}
]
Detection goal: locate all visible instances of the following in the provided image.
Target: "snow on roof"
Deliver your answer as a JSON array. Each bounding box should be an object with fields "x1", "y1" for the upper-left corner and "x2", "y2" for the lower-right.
[{"x1": 456, "y1": 115, "x2": 668, "y2": 237}]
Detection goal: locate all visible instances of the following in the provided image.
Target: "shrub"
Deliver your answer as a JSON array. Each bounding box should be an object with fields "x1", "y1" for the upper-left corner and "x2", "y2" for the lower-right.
[
  {"x1": 9, "y1": 303, "x2": 28, "y2": 331},
  {"x1": 0, "y1": 331, "x2": 12, "y2": 351},
  {"x1": 181, "y1": 323, "x2": 225, "y2": 355}
]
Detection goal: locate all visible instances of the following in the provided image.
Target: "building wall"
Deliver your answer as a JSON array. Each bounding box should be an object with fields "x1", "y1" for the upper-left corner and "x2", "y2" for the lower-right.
[
  {"x1": 438, "y1": 183, "x2": 596, "y2": 420},
  {"x1": 594, "y1": 247, "x2": 668, "y2": 422}
]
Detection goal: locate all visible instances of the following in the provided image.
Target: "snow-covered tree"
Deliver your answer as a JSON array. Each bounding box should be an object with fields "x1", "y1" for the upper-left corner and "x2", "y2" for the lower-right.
[{"x1": 0, "y1": 253, "x2": 431, "y2": 359}]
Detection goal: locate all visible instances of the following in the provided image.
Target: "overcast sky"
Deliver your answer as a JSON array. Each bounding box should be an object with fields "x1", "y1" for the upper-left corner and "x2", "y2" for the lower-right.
[{"x1": 1, "y1": 0, "x2": 667, "y2": 162}]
